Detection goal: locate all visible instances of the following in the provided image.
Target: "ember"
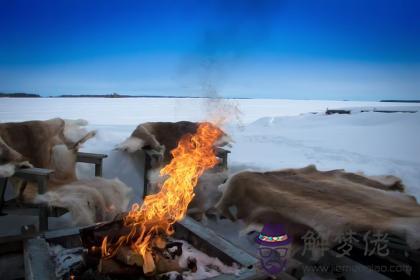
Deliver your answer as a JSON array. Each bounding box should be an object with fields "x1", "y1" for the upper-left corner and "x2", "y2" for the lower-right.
[{"x1": 100, "y1": 122, "x2": 224, "y2": 276}]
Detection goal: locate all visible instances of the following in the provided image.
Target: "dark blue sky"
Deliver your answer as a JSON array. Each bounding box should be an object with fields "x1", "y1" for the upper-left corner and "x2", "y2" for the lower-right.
[{"x1": 0, "y1": 0, "x2": 419, "y2": 99}]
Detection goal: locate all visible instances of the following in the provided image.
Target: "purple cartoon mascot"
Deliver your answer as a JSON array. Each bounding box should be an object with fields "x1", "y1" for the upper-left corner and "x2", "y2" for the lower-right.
[{"x1": 256, "y1": 224, "x2": 292, "y2": 277}]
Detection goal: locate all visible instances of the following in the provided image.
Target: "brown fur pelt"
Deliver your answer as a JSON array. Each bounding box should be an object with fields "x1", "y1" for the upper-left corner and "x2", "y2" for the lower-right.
[
  {"x1": 0, "y1": 118, "x2": 96, "y2": 201},
  {"x1": 117, "y1": 121, "x2": 231, "y2": 167},
  {"x1": 0, "y1": 118, "x2": 134, "y2": 225},
  {"x1": 0, "y1": 118, "x2": 94, "y2": 178},
  {"x1": 0, "y1": 118, "x2": 65, "y2": 177},
  {"x1": 215, "y1": 165, "x2": 420, "y2": 252}
]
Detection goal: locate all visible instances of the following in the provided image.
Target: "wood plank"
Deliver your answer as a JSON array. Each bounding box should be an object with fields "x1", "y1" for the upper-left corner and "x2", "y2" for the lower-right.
[
  {"x1": 215, "y1": 147, "x2": 231, "y2": 154},
  {"x1": 210, "y1": 268, "x2": 268, "y2": 280},
  {"x1": 177, "y1": 217, "x2": 297, "y2": 280},
  {"x1": 0, "y1": 231, "x2": 36, "y2": 254},
  {"x1": 178, "y1": 216, "x2": 257, "y2": 268},
  {"x1": 0, "y1": 253, "x2": 25, "y2": 279},
  {"x1": 44, "y1": 226, "x2": 81, "y2": 240},
  {"x1": 23, "y1": 238, "x2": 56, "y2": 280},
  {"x1": 14, "y1": 168, "x2": 53, "y2": 181},
  {"x1": 0, "y1": 225, "x2": 82, "y2": 254},
  {"x1": 3, "y1": 198, "x2": 68, "y2": 217},
  {"x1": 76, "y1": 152, "x2": 107, "y2": 164}
]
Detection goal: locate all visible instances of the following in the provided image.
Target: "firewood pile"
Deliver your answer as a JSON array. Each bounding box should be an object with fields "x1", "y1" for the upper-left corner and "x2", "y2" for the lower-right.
[
  {"x1": 94, "y1": 240, "x2": 195, "y2": 278},
  {"x1": 53, "y1": 219, "x2": 239, "y2": 280}
]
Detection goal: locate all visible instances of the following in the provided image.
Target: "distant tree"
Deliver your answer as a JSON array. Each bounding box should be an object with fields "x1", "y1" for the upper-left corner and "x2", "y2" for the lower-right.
[{"x1": 0, "y1": 92, "x2": 40, "y2": 98}]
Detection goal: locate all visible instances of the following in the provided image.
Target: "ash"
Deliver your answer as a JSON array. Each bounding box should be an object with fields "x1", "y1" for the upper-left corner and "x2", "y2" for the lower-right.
[
  {"x1": 49, "y1": 244, "x2": 85, "y2": 278},
  {"x1": 164, "y1": 239, "x2": 240, "y2": 280}
]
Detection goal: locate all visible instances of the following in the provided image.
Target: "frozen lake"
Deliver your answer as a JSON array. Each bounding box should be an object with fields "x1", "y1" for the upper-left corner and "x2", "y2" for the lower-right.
[
  {"x1": 0, "y1": 97, "x2": 416, "y2": 124},
  {"x1": 1, "y1": 97, "x2": 420, "y2": 236},
  {"x1": 1, "y1": 97, "x2": 420, "y2": 197}
]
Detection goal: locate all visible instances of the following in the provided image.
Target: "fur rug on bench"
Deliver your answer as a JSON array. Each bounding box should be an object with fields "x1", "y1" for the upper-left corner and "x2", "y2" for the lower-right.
[
  {"x1": 34, "y1": 177, "x2": 132, "y2": 225},
  {"x1": 1, "y1": 118, "x2": 132, "y2": 225},
  {"x1": 216, "y1": 165, "x2": 420, "y2": 254}
]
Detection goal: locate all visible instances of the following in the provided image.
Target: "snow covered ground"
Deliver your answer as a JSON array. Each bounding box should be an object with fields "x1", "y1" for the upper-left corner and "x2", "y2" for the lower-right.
[
  {"x1": 0, "y1": 97, "x2": 419, "y2": 236},
  {"x1": 0, "y1": 97, "x2": 417, "y2": 124},
  {"x1": 1, "y1": 97, "x2": 419, "y2": 197},
  {"x1": 230, "y1": 110, "x2": 420, "y2": 199}
]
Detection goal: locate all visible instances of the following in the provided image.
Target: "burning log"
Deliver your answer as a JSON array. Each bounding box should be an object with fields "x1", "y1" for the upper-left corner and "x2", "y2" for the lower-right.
[
  {"x1": 80, "y1": 219, "x2": 130, "y2": 248},
  {"x1": 75, "y1": 220, "x2": 250, "y2": 280},
  {"x1": 143, "y1": 250, "x2": 156, "y2": 276},
  {"x1": 97, "y1": 258, "x2": 142, "y2": 276},
  {"x1": 88, "y1": 245, "x2": 102, "y2": 256},
  {"x1": 115, "y1": 246, "x2": 144, "y2": 266},
  {"x1": 81, "y1": 224, "x2": 190, "y2": 277},
  {"x1": 153, "y1": 235, "x2": 167, "y2": 250},
  {"x1": 95, "y1": 243, "x2": 187, "y2": 277}
]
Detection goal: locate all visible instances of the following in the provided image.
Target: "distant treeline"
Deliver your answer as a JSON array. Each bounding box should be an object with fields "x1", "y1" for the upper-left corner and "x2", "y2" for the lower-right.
[
  {"x1": 1, "y1": 93, "x2": 416, "y2": 102},
  {"x1": 0, "y1": 93, "x2": 41, "y2": 98},
  {"x1": 0, "y1": 92, "x2": 249, "y2": 99},
  {"x1": 53, "y1": 93, "x2": 250, "y2": 99},
  {"x1": 381, "y1": 100, "x2": 420, "y2": 103},
  {"x1": 54, "y1": 93, "x2": 198, "y2": 98},
  {"x1": 56, "y1": 93, "x2": 132, "y2": 98}
]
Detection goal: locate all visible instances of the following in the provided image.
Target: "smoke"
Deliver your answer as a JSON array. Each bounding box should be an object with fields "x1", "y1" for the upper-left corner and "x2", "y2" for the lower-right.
[
  {"x1": 176, "y1": 0, "x2": 283, "y2": 125},
  {"x1": 203, "y1": 97, "x2": 243, "y2": 127}
]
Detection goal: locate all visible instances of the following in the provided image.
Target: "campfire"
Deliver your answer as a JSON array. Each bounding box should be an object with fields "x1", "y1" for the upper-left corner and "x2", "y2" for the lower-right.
[{"x1": 75, "y1": 122, "x2": 230, "y2": 278}]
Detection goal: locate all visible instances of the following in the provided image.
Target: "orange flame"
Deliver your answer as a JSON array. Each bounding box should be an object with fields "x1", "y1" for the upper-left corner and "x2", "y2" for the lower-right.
[{"x1": 102, "y1": 122, "x2": 223, "y2": 258}]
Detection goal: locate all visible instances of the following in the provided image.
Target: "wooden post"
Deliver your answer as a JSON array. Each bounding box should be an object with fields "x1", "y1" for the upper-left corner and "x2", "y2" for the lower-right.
[
  {"x1": 143, "y1": 151, "x2": 152, "y2": 199},
  {"x1": 216, "y1": 148, "x2": 230, "y2": 170},
  {"x1": 37, "y1": 176, "x2": 48, "y2": 232},
  {"x1": 0, "y1": 177, "x2": 8, "y2": 215},
  {"x1": 76, "y1": 152, "x2": 107, "y2": 177},
  {"x1": 24, "y1": 238, "x2": 56, "y2": 280},
  {"x1": 95, "y1": 163, "x2": 103, "y2": 177},
  {"x1": 12, "y1": 168, "x2": 54, "y2": 231},
  {"x1": 221, "y1": 151, "x2": 228, "y2": 169}
]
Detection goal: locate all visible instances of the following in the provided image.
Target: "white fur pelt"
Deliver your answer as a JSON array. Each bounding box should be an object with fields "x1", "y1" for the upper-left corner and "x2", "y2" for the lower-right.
[
  {"x1": 34, "y1": 178, "x2": 132, "y2": 226},
  {"x1": 62, "y1": 118, "x2": 92, "y2": 145},
  {"x1": 147, "y1": 168, "x2": 228, "y2": 222}
]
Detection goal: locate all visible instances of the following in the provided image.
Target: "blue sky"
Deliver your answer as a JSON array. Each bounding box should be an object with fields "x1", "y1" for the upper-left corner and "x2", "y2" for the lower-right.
[{"x1": 0, "y1": 0, "x2": 419, "y2": 100}]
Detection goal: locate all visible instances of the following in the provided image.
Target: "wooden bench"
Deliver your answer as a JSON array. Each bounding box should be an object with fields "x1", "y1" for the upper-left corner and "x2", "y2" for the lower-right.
[{"x1": 0, "y1": 152, "x2": 107, "y2": 231}]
